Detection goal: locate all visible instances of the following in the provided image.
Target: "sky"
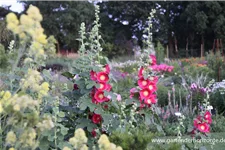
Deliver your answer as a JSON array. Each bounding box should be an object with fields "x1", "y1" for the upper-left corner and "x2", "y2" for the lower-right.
[{"x1": 0, "y1": 0, "x2": 24, "y2": 12}]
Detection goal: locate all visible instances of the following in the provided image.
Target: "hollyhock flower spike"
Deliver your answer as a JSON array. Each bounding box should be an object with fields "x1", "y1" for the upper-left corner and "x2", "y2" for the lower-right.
[
  {"x1": 138, "y1": 78, "x2": 150, "y2": 89},
  {"x1": 96, "y1": 72, "x2": 109, "y2": 83},
  {"x1": 92, "y1": 114, "x2": 102, "y2": 124}
]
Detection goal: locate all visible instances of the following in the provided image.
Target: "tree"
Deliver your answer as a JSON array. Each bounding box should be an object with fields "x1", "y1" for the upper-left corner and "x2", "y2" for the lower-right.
[{"x1": 21, "y1": 1, "x2": 95, "y2": 52}]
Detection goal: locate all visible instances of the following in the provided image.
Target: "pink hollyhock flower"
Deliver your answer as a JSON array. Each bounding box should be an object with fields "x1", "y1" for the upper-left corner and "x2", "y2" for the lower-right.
[
  {"x1": 90, "y1": 70, "x2": 97, "y2": 81},
  {"x1": 204, "y1": 111, "x2": 212, "y2": 124},
  {"x1": 94, "y1": 90, "x2": 108, "y2": 103},
  {"x1": 91, "y1": 129, "x2": 97, "y2": 137},
  {"x1": 204, "y1": 111, "x2": 211, "y2": 120},
  {"x1": 167, "y1": 66, "x2": 174, "y2": 72},
  {"x1": 138, "y1": 78, "x2": 150, "y2": 89},
  {"x1": 92, "y1": 114, "x2": 102, "y2": 124},
  {"x1": 96, "y1": 72, "x2": 109, "y2": 83},
  {"x1": 130, "y1": 88, "x2": 137, "y2": 98},
  {"x1": 148, "y1": 82, "x2": 157, "y2": 92},
  {"x1": 117, "y1": 94, "x2": 122, "y2": 101},
  {"x1": 138, "y1": 67, "x2": 144, "y2": 78},
  {"x1": 103, "y1": 64, "x2": 110, "y2": 74},
  {"x1": 197, "y1": 122, "x2": 210, "y2": 133},
  {"x1": 105, "y1": 84, "x2": 112, "y2": 92},
  {"x1": 144, "y1": 94, "x2": 157, "y2": 105},
  {"x1": 149, "y1": 76, "x2": 158, "y2": 83},
  {"x1": 107, "y1": 95, "x2": 112, "y2": 99},
  {"x1": 150, "y1": 55, "x2": 157, "y2": 65},
  {"x1": 139, "y1": 88, "x2": 152, "y2": 100}
]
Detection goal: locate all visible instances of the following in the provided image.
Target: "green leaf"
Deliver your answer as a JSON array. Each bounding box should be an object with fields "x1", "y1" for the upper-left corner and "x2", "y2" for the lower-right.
[
  {"x1": 58, "y1": 111, "x2": 65, "y2": 118},
  {"x1": 61, "y1": 72, "x2": 74, "y2": 79}
]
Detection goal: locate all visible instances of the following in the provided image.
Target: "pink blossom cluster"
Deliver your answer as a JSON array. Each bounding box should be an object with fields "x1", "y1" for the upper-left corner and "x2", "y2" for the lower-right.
[{"x1": 150, "y1": 64, "x2": 174, "y2": 72}]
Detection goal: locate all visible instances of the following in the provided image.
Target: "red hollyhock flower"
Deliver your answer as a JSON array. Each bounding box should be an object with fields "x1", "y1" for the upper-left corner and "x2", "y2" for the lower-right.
[
  {"x1": 150, "y1": 55, "x2": 157, "y2": 65},
  {"x1": 97, "y1": 82, "x2": 107, "y2": 91},
  {"x1": 92, "y1": 114, "x2": 102, "y2": 124},
  {"x1": 92, "y1": 97, "x2": 99, "y2": 104},
  {"x1": 144, "y1": 94, "x2": 157, "y2": 105},
  {"x1": 91, "y1": 129, "x2": 97, "y2": 137},
  {"x1": 138, "y1": 78, "x2": 150, "y2": 89},
  {"x1": 103, "y1": 64, "x2": 110, "y2": 74},
  {"x1": 193, "y1": 116, "x2": 202, "y2": 128},
  {"x1": 197, "y1": 122, "x2": 210, "y2": 133},
  {"x1": 138, "y1": 67, "x2": 144, "y2": 78},
  {"x1": 90, "y1": 70, "x2": 97, "y2": 81},
  {"x1": 139, "y1": 88, "x2": 152, "y2": 100},
  {"x1": 94, "y1": 90, "x2": 108, "y2": 103},
  {"x1": 148, "y1": 83, "x2": 157, "y2": 92},
  {"x1": 97, "y1": 72, "x2": 109, "y2": 83}
]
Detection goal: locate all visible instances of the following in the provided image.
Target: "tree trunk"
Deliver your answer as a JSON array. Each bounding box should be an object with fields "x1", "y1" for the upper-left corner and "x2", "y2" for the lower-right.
[
  {"x1": 201, "y1": 35, "x2": 204, "y2": 58},
  {"x1": 174, "y1": 36, "x2": 178, "y2": 58},
  {"x1": 186, "y1": 37, "x2": 189, "y2": 57},
  {"x1": 168, "y1": 34, "x2": 174, "y2": 58}
]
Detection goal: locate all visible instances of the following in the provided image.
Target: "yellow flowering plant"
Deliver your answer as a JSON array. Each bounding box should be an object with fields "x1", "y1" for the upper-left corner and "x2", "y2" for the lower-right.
[{"x1": 0, "y1": 5, "x2": 58, "y2": 150}]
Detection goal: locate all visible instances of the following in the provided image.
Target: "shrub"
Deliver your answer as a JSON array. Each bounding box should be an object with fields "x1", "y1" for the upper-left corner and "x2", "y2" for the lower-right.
[{"x1": 109, "y1": 125, "x2": 157, "y2": 150}]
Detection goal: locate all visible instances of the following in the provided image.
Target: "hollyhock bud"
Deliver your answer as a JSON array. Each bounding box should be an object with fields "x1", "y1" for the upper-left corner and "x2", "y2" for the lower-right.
[
  {"x1": 91, "y1": 129, "x2": 97, "y2": 137},
  {"x1": 73, "y1": 84, "x2": 79, "y2": 90}
]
